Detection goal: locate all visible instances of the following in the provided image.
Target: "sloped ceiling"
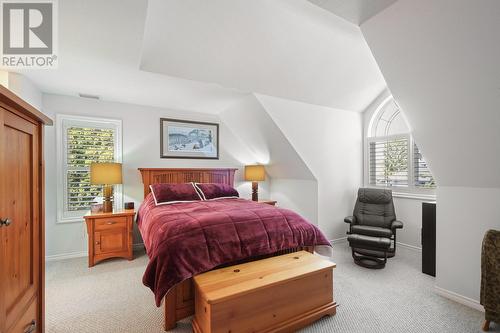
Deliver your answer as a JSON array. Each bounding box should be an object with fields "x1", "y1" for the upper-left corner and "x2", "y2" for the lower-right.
[
  {"x1": 219, "y1": 94, "x2": 315, "y2": 180},
  {"x1": 2, "y1": 0, "x2": 387, "y2": 114},
  {"x1": 8, "y1": 0, "x2": 246, "y2": 113},
  {"x1": 361, "y1": 0, "x2": 500, "y2": 187},
  {"x1": 308, "y1": 0, "x2": 398, "y2": 25},
  {"x1": 140, "y1": 0, "x2": 386, "y2": 112}
]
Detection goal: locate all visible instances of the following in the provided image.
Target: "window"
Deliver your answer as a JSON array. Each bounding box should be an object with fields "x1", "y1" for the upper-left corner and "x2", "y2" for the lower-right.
[
  {"x1": 366, "y1": 97, "x2": 435, "y2": 192},
  {"x1": 369, "y1": 136, "x2": 409, "y2": 187},
  {"x1": 57, "y1": 115, "x2": 122, "y2": 223},
  {"x1": 414, "y1": 143, "x2": 435, "y2": 188}
]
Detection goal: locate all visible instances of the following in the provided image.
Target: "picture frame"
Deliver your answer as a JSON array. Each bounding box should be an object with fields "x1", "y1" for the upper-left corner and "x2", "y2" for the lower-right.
[{"x1": 160, "y1": 118, "x2": 219, "y2": 159}]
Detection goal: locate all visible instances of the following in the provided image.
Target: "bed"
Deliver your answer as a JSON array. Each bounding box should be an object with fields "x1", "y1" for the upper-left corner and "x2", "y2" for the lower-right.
[{"x1": 137, "y1": 168, "x2": 332, "y2": 330}]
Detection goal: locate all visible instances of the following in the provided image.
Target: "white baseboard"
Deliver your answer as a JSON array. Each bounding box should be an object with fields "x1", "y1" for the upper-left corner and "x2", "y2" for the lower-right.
[
  {"x1": 330, "y1": 237, "x2": 347, "y2": 245},
  {"x1": 45, "y1": 243, "x2": 145, "y2": 262},
  {"x1": 45, "y1": 250, "x2": 87, "y2": 262},
  {"x1": 133, "y1": 243, "x2": 145, "y2": 250},
  {"x1": 45, "y1": 242, "x2": 417, "y2": 261},
  {"x1": 330, "y1": 238, "x2": 421, "y2": 252},
  {"x1": 327, "y1": 237, "x2": 482, "y2": 313},
  {"x1": 435, "y1": 286, "x2": 484, "y2": 312},
  {"x1": 396, "y1": 241, "x2": 422, "y2": 252}
]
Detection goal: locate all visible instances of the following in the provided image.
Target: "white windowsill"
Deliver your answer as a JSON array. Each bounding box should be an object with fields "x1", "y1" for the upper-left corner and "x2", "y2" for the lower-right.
[
  {"x1": 57, "y1": 216, "x2": 85, "y2": 224},
  {"x1": 364, "y1": 184, "x2": 436, "y2": 201},
  {"x1": 392, "y1": 191, "x2": 436, "y2": 201}
]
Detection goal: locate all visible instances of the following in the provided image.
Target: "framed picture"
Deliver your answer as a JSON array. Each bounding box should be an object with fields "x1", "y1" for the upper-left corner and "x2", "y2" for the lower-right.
[{"x1": 160, "y1": 118, "x2": 219, "y2": 159}]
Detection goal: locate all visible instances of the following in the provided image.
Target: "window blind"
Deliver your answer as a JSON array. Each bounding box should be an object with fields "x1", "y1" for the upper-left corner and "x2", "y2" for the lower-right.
[
  {"x1": 369, "y1": 137, "x2": 409, "y2": 187},
  {"x1": 66, "y1": 127, "x2": 115, "y2": 211},
  {"x1": 414, "y1": 144, "x2": 436, "y2": 188}
]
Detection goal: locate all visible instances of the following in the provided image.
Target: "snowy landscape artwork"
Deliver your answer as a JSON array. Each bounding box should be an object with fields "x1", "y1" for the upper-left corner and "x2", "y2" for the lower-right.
[{"x1": 160, "y1": 118, "x2": 219, "y2": 159}]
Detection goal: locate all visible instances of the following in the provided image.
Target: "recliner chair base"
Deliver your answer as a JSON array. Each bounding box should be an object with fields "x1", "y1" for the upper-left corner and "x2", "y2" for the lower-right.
[
  {"x1": 352, "y1": 248, "x2": 387, "y2": 269},
  {"x1": 354, "y1": 247, "x2": 395, "y2": 259}
]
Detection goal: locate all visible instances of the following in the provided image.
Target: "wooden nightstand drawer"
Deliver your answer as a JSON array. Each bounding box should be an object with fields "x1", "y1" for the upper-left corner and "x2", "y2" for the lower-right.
[{"x1": 94, "y1": 216, "x2": 127, "y2": 231}]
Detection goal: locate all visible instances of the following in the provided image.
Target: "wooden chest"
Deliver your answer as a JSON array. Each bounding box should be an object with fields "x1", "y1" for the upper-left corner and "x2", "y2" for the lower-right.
[{"x1": 192, "y1": 251, "x2": 337, "y2": 333}]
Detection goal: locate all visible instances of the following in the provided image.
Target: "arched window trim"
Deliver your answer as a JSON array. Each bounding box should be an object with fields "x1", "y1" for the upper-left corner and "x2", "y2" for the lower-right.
[
  {"x1": 364, "y1": 96, "x2": 436, "y2": 197},
  {"x1": 368, "y1": 96, "x2": 411, "y2": 138}
]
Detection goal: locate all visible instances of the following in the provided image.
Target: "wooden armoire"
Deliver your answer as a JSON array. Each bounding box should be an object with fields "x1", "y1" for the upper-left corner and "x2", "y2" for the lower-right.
[{"x1": 0, "y1": 86, "x2": 52, "y2": 333}]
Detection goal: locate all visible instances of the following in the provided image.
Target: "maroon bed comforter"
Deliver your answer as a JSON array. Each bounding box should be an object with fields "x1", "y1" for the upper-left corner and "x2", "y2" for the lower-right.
[{"x1": 137, "y1": 194, "x2": 331, "y2": 306}]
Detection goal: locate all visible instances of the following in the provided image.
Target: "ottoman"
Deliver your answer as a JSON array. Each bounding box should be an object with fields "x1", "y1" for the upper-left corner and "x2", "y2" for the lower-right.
[{"x1": 347, "y1": 234, "x2": 391, "y2": 269}]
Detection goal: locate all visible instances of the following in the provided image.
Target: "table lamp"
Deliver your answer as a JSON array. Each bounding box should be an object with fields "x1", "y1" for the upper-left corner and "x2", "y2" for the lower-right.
[
  {"x1": 244, "y1": 165, "x2": 265, "y2": 201},
  {"x1": 90, "y1": 162, "x2": 122, "y2": 213}
]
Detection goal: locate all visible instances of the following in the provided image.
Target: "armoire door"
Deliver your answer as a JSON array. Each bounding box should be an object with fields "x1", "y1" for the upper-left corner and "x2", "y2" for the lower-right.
[{"x1": 0, "y1": 107, "x2": 41, "y2": 333}]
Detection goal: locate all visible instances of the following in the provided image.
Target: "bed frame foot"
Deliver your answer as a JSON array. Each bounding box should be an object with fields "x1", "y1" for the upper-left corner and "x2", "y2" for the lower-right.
[
  {"x1": 164, "y1": 289, "x2": 177, "y2": 331},
  {"x1": 482, "y1": 320, "x2": 490, "y2": 331},
  {"x1": 164, "y1": 322, "x2": 176, "y2": 331}
]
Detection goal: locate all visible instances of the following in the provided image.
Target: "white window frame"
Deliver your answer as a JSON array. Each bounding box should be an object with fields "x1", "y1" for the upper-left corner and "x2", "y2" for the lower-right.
[
  {"x1": 56, "y1": 114, "x2": 123, "y2": 224},
  {"x1": 364, "y1": 96, "x2": 436, "y2": 200}
]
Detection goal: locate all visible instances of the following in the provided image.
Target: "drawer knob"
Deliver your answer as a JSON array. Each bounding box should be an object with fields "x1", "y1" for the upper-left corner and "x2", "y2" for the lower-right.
[
  {"x1": 24, "y1": 320, "x2": 36, "y2": 333},
  {"x1": 95, "y1": 241, "x2": 100, "y2": 245},
  {"x1": 106, "y1": 221, "x2": 116, "y2": 225}
]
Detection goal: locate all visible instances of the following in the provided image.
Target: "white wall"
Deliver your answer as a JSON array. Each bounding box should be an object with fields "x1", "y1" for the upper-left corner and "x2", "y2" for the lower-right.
[
  {"x1": 0, "y1": 71, "x2": 8, "y2": 87},
  {"x1": 0, "y1": 72, "x2": 43, "y2": 110},
  {"x1": 392, "y1": 197, "x2": 423, "y2": 248},
  {"x1": 257, "y1": 94, "x2": 363, "y2": 240},
  {"x1": 436, "y1": 187, "x2": 500, "y2": 302},
  {"x1": 219, "y1": 95, "x2": 318, "y2": 224},
  {"x1": 42, "y1": 94, "x2": 262, "y2": 258},
  {"x1": 270, "y1": 179, "x2": 318, "y2": 226},
  {"x1": 361, "y1": 0, "x2": 500, "y2": 304},
  {"x1": 362, "y1": 0, "x2": 500, "y2": 188}
]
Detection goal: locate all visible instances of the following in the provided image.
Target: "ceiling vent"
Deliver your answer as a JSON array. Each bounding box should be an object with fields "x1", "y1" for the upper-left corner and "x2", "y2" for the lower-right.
[{"x1": 78, "y1": 93, "x2": 100, "y2": 100}]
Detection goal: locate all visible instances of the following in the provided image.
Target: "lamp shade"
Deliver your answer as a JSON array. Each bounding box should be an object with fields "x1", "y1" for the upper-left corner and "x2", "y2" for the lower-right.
[
  {"x1": 244, "y1": 165, "x2": 265, "y2": 182},
  {"x1": 90, "y1": 162, "x2": 122, "y2": 185}
]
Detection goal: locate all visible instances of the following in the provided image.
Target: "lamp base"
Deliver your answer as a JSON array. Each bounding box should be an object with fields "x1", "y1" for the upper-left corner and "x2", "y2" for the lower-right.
[
  {"x1": 102, "y1": 185, "x2": 114, "y2": 213},
  {"x1": 103, "y1": 200, "x2": 113, "y2": 213},
  {"x1": 252, "y1": 181, "x2": 258, "y2": 201}
]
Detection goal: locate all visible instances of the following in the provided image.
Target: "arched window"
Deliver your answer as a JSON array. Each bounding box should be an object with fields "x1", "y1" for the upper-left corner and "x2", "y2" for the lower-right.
[
  {"x1": 370, "y1": 99, "x2": 409, "y2": 137},
  {"x1": 367, "y1": 97, "x2": 435, "y2": 189}
]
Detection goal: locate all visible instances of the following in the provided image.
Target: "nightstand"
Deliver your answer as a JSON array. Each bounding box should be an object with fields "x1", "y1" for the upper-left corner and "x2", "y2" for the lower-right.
[
  {"x1": 259, "y1": 200, "x2": 277, "y2": 206},
  {"x1": 84, "y1": 209, "x2": 135, "y2": 267}
]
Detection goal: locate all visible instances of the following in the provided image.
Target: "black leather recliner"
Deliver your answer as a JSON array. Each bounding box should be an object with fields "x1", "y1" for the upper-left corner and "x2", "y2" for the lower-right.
[{"x1": 345, "y1": 188, "x2": 403, "y2": 268}]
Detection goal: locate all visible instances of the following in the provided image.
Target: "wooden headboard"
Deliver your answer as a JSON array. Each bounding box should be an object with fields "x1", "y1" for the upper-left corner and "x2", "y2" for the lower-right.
[{"x1": 138, "y1": 168, "x2": 238, "y2": 198}]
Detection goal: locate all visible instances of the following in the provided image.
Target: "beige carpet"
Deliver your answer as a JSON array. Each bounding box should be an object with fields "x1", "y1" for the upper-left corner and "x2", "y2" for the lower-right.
[{"x1": 46, "y1": 243, "x2": 498, "y2": 333}]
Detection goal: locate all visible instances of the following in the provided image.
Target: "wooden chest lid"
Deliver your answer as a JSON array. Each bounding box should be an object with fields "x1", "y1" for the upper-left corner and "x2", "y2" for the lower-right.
[{"x1": 194, "y1": 251, "x2": 336, "y2": 304}]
